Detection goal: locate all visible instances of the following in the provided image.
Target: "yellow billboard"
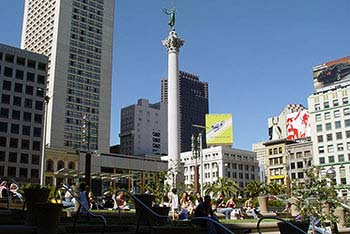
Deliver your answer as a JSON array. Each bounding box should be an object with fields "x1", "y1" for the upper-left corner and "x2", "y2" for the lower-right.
[{"x1": 205, "y1": 114, "x2": 233, "y2": 145}]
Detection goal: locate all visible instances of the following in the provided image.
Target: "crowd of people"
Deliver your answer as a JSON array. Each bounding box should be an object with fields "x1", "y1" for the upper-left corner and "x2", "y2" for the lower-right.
[
  {"x1": 168, "y1": 188, "x2": 260, "y2": 221},
  {"x1": 0, "y1": 180, "x2": 23, "y2": 202}
]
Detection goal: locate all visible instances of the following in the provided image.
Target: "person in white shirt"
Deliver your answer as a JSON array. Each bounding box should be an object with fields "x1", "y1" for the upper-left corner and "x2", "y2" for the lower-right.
[{"x1": 169, "y1": 188, "x2": 179, "y2": 220}]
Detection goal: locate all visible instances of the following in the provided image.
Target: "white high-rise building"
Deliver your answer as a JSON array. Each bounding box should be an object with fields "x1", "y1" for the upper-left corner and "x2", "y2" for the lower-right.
[
  {"x1": 119, "y1": 99, "x2": 168, "y2": 156},
  {"x1": 21, "y1": 0, "x2": 114, "y2": 153}
]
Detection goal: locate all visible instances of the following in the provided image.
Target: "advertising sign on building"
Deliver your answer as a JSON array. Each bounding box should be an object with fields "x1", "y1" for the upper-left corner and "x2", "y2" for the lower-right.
[
  {"x1": 286, "y1": 110, "x2": 310, "y2": 140},
  {"x1": 313, "y1": 56, "x2": 350, "y2": 91},
  {"x1": 205, "y1": 114, "x2": 233, "y2": 145},
  {"x1": 268, "y1": 116, "x2": 286, "y2": 140}
]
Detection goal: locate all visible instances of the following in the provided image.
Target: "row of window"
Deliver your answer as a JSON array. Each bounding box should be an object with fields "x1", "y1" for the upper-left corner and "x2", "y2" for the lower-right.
[
  {"x1": 1, "y1": 94, "x2": 43, "y2": 110},
  {"x1": 0, "y1": 52, "x2": 46, "y2": 71},
  {"x1": 319, "y1": 154, "x2": 350, "y2": 164},
  {"x1": 0, "y1": 137, "x2": 41, "y2": 151},
  {"x1": 0, "y1": 66, "x2": 46, "y2": 84},
  {"x1": 0, "y1": 151, "x2": 39, "y2": 164},
  {"x1": 45, "y1": 159, "x2": 76, "y2": 172},
  {"x1": 314, "y1": 97, "x2": 349, "y2": 110},
  {"x1": 316, "y1": 119, "x2": 350, "y2": 132},
  {"x1": 268, "y1": 147, "x2": 283, "y2": 155},
  {"x1": 0, "y1": 108, "x2": 42, "y2": 123},
  {"x1": 0, "y1": 166, "x2": 39, "y2": 179},
  {"x1": 318, "y1": 142, "x2": 350, "y2": 154},
  {"x1": 315, "y1": 108, "x2": 350, "y2": 122},
  {"x1": 0, "y1": 122, "x2": 41, "y2": 137}
]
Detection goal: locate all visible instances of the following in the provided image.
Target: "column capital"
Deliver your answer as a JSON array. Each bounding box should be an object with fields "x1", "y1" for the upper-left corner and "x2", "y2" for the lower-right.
[{"x1": 162, "y1": 30, "x2": 184, "y2": 53}]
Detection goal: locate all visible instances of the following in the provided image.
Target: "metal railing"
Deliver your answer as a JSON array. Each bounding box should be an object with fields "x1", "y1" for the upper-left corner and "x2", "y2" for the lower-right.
[
  {"x1": 115, "y1": 189, "x2": 172, "y2": 233},
  {"x1": 257, "y1": 216, "x2": 307, "y2": 234},
  {"x1": 55, "y1": 184, "x2": 107, "y2": 234},
  {"x1": 190, "y1": 217, "x2": 235, "y2": 234}
]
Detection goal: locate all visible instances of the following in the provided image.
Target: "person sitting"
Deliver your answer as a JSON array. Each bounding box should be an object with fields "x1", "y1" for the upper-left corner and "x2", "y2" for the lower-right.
[
  {"x1": 179, "y1": 192, "x2": 193, "y2": 220},
  {"x1": 101, "y1": 190, "x2": 114, "y2": 209},
  {"x1": 243, "y1": 197, "x2": 258, "y2": 219},
  {"x1": 194, "y1": 195, "x2": 217, "y2": 234},
  {"x1": 282, "y1": 202, "x2": 292, "y2": 215},
  {"x1": 89, "y1": 191, "x2": 99, "y2": 210},
  {"x1": 226, "y1": 195, "x2": 243, "y2": 219},
  {"x1": 216, "y1": 194, "x2": 233, "y2": 219},
  {"x1": 114, "y1": 191, "x2": 129, "y2": 210}
]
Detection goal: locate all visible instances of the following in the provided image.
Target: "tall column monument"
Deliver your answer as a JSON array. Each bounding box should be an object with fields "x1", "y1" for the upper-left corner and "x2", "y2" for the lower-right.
[{"x1": 162, "y1": 8, "x2": 184, "y2": 188}]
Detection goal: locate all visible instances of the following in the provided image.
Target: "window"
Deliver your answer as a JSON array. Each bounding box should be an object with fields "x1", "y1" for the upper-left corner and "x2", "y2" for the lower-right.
[
  {"x1": 21, "y1": 139, "x2": 30, "y2": 150},
  {"x1": 13, "y1": 96, "x2": 21, "y2": 106},
  {"x1": 317, "y1": 135, "x2": 323, "y2": 143},
  {"x1": 24, "y1": 99, "x2": 32, "y2": 108},
  {"x1": 336, "y1": 132, "x2": 343, "y2": 140},
  {"x1": 318, "y1": 146, "x2": 324, "y2": 154},
  {"x1": 334, "y1": 110, "x2": 341, "y2": 118},
  {"x1": 337, "y1": 143, "x2": 344, "y2": 151},
  {"x1": 5, "y1": 54, "x2": 14, "y2": 63},
  {"x1": 16, "y1": 57, "x2": 25, "y2": 66},
  {"x1": 14, "y1": 83, "x2": 23, "y2": 93},
  {"x1": 0, "y1": 108, "x2": 8, "y2": 118},
  {"x1": 328, "y1": 156, "x2": 335, "y2": 163},
  {"x1": 319, "y1": 157, "x2": 325, "y2": 164},
  {"x1": 324, "y1": 112, "x2": 331, "y2": 120},
  {"x1": 297, "y1": 161, "x2": 303, "y2": 168},
  {"x1": 0, "y1": 151, "x2": 5, "y2": 161},
  {"x1": 328, "y1": 145, "x2": 334, "y2": 153},
  {"x1": 0, "y1": 137, "x2": 6, "y2": 147},
  {"x1": 335, "y1": 121, "x2": 341, "y2": 129},
  {"x1": 20, "y1": 153, "x2": 29, "y2": 164},
  {"x1": 12, "y1": 110, "x2": 20, "y2": 120},
  {"x1": 8, "y1": 152, "x2": 17, "y2": 162},
  {"x1": 19, "y1": 168, "x2": 28, "y2": 178},
  {"x1": 9, "y1": 138, "x2": 18, "y2": 148},
  {"x1": 326, "y1": 123, "x2": 332, "y2": 131},
  {"x1": 15, "y1": 70, "x2": 24, "y2": 79},
  {"x1": 4, "y1": 67, "x2": 13, "y2": 77},
  {"x1": 37, "y1": 75, "x2": 45, "y2": 84},
  {"x1": 333, "y1": 99, "x2": 339, "y2": 107},
  {"x1": 343, "y1": 97, "x2": 349, "y2": 105},
  {"x1": 327, "y1": 134, "x2": 333, "y2": 141},
  {"x1": 10, "y1": 124, "x2": 19, "y2": 134},
  {"x1": 57, "y1": 160, "x2": 65, "y2": 170},
  {"x1": 315, "y1": 114, "x2": 322, "y2": 122},
  {"x1": 2, "y1": 80, "x2": 11, "y2": 90},
  {"x1": 32, "y1": 141, "x2": 41, "y2": 151},
  {"x1": 33, "y1": 127, "x2": 41, "y2": 137},
  {"x1": 27, "y1": 72, "x2": 34, "y2": 82},
  {"x1": 0, "y1": 122, "x2": 8, "y2": 132},
  {"x1": 316, "y1": 124, "x2": 322, "y2": 132},
  {"x1": 324, "y1": 102, "x2": 329, "y2": 108},
  {"x1": 345, "y1": 119, "x2": 350, "y2": 127},
  {"x1": 338, "y1": 154, "x2": 345, "y2": 162},
  {"x1": 27, "y1": 60, "x2": 36, "y2": 69},
  {"x1": 315, "y1": 103, "x2": 321, "y2": 110},
  {"x1": 32, "y1": 155, "x2": 39, "y2": 165},
  {"x1": 31, "y1": 169, "x2": 39, "y2": 178},
  {"x1": 35, "y1": 101, "x2": 43, "y2": 110},
  {"x1": 22, "y1": 126, "x2": 30, "y2": 136},
  {"x1": 7, "y1": 167, "x2": 16, "y2": 177},
  {"x1": 25, "y1": 85, "x2": 34, "y2": 95},
  {"x1": 344, "y1": 108, "x2": 350, "y2": 116},
  {"x1": 34, "y1": 114, "x2": 42, "y2": 123},
  {"x1": 23, "y1": 112, "x2": 32, "y2": 122}
]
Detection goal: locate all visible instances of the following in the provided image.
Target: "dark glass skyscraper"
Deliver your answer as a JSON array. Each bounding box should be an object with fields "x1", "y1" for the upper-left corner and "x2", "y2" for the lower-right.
[{"x1": 161, "y1": 71, "x2": 209, "y2": 152}]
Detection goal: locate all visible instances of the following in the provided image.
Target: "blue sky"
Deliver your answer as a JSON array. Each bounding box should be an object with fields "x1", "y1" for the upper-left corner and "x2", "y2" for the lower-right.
[{"x1": 1, "y1": 1, "x2": 350, "y2": 150}]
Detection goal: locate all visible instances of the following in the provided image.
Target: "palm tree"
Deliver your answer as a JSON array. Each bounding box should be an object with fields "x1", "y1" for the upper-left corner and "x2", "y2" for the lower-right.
[
  {"x1": 267, "y1": 181, "x2": 285, "y2": 195},
  {"x1": 204, "y1": 177, "x2": 239, "y2": 198},
  {"x1": 244, "y1": 180, "x2": 265, "y2": 197}
]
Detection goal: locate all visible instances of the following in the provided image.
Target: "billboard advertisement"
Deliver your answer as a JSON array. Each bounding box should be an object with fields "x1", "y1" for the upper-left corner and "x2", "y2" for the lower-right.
[
  {"x1": 268, "y1": 116, "x2": 286, "y2": 140},
  {"x1": 286, "y1": 110, "x2": 310, "y2": 140},
  {"x1": 205, "y1": 114, "x2": 233, "y2": 145},
  {"x1": 313, "y1": 56, "x2": 350, "y2": 91}
]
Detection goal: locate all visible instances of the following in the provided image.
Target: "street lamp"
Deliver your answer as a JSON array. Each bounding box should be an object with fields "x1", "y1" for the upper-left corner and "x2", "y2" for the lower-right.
[
  {"x1": 82, "y1": 115, "x2": 92, "y2": 188},
  {"x1": 191, "y1": 134, "x2": 200, "y2": 194},
  {"x1": 40, "y1": 92, "x2": 51, "y2": 187}
]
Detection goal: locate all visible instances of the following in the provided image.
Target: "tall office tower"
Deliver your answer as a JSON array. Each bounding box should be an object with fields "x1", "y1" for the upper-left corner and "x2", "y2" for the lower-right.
[
  {"x1": 119, "y1": 99, "x2": 168, "y2": 156},
  {"x1": 21, "y1": 0, "x2": 114, "y2": 153},
  {"x1": 308, "y1": 57, "x2": 350, "y2": 197},
  {"x1": 0, "y1": 43, "x2": 48, "y2": 183},
  {"x1": 161, "y1": 71, "x2": 209, "y2": 152}
]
